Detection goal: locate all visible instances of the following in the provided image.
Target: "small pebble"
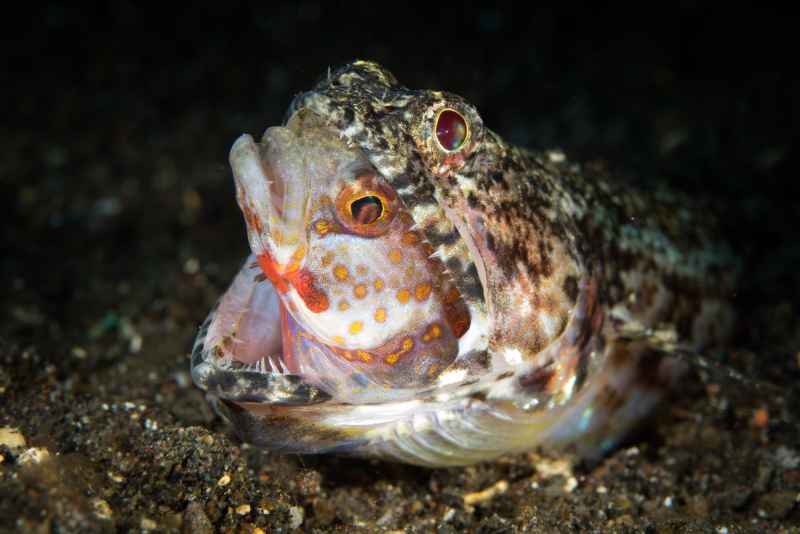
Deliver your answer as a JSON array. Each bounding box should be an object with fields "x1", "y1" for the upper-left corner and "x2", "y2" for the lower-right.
[
  {"x1": 140, "y1": 517, "x2": 157, "y2": 530},
  {"x1": 92, "y1": 498, "x2": 113, "y2": 520},
  {"x1": 184, "y1": 257, "x2": 200, "y2": 275},
  {"x1": 752, "y1": 407, "x2": 769, "y2": 428},
  {"x1": 235, "y1": 503, "x2": 251, "y2": 515},
  {"x1": 463, "y1": 480, "x2": 509, "y2": 507},
  {"x1": 0, "y1": 427, "x2": 26, "y2": 452},
  {"x1": 18, "y1": 447, "x2": 50, "y2": 465},
  {"x1": 288, "y1": 505, "x2": 304, "y2": 529},
  {"x1": 217, "y1": 473, "x2": 231, "y2": 487}
]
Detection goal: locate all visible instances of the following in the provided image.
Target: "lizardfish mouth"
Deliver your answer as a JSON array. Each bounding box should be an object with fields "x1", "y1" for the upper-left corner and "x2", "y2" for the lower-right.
[
  {"x1": 190, "y1": 252, "x2": 454, "y2": 407},
  {"x1": 190, "y1": 256, "x2": 333, "y2": 406}
]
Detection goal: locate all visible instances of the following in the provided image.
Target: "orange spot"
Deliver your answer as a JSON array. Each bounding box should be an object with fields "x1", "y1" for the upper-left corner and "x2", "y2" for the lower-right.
[
  {"x1": 752, "y1": 407, "x2": 769, "y2": 428},
  {"x1": 401, "y1": 231, "x2": 420, "y2": 245},
  {"x1": 374, "y1": 307, "x2": 387, "y2": 323},
  {"x1": 341, "y1": 350, "x2": 354, "y2": 361},
  {"x1": 257, "y1": 251, "x2": 328, "y2": 312},
  {"x1": 333, "y1": 335, "x2": 345, "y2": 345},
  {"x1": 338, "y1": 300, "x2": 350, "y2": 311},
  {"x1": 285, "y1": 268, "x2": 329, "y2": 313},
  {"x1": 356, "y1": 265, "x2": 368, "y2": 276},
  {"x1": 385, "y1": 337, "x2": 414, "y2": 365},
  {"x1": 422, "y1": 323, "x2": 441, "y2": 342},
  {"x1": 356, "y1": 350, "x2": 373, "y2": 363},
  {"x1": 414, "y1": 283, "x2": 432, "y2": 302},
  {"x1": 374, "y1": 278, "x2": 384, "y2": 291},
  {"x1": 396, "y1": 288, "x2": 410, "y2": 304},
  {"x1": 388, "y1": 248, "x2": 403, "y2": 264},
  {"x1": 285, "y1": 245, "x2": 306, "y2": 273},
  {"x1": 256, "y1": 252, "x2": 289, "y2": 293},
  {"x1": 333, "y1": 264, "x2": 349, "y2": 281},
  {"x1": 315, "y1": 220, "x2": 332, "y2": 236},
  {"x1": 399, "y1": 212, "x2": 413, "y2": 225},
  {"x1": 354, "y1": 284, "x2": 368, "y2": 299},
  {"x1": 349, "y1": 321, "x2": 363, "y2": 335},
  {"x1": 427, "y1": 363, "x2": 440, "y2": 377}
]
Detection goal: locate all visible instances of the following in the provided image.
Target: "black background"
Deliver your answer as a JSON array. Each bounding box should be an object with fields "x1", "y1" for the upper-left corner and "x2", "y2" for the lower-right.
[{"x1": 5, "y1": 4, "x2": 796, "y2": 321}]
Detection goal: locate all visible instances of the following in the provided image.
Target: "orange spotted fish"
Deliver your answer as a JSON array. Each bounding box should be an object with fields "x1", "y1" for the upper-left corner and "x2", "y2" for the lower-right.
[{"x1": 191, "y1": 61, "x2": 738, "y2": 466}]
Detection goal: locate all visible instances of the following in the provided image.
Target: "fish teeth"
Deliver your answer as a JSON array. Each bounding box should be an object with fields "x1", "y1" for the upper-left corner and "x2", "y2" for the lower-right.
[{"x1": 272, "y1": 356, "x2": 281, "y2": 374}]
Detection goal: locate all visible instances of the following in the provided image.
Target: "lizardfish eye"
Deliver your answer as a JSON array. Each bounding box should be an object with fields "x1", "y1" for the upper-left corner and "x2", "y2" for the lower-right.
[
  {"x1": 349, "y1": 195, "x2": 384, "y2": 225},
  {"x1": 434, "y1": 108, "x2": 469, "y2": 152}
]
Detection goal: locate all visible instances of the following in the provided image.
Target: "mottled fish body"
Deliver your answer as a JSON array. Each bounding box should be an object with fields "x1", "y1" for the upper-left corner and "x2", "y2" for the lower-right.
[{"x1": 191, "y1": 61, "x2": 737, "y2": 466}]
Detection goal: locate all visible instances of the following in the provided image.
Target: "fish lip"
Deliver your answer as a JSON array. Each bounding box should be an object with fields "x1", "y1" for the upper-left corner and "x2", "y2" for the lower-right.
[
  {"x1": 191, "y1": 361, "x2": 331, "y2": 405},
  {"x1": 231, "y1": 126, "x2": 311, "y2": 267}
]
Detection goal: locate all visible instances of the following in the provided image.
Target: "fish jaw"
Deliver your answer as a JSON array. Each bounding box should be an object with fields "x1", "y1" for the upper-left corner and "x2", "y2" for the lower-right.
[{"x1": 230, "y1": 129, "x2": 309, "y2": 271}]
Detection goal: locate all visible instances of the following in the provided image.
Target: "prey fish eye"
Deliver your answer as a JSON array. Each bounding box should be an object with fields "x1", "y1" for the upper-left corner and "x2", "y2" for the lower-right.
[
  {"x1": 191, "y1": 60, "x2": 739, "y2": 467},
  {"x1": 349, "y1": 195, "x2": 383, "y2": 225}
]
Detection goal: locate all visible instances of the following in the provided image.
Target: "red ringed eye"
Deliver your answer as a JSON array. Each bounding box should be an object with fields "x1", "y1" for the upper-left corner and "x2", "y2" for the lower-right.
[
  {"x1": 435, "y1": 109, "x2": 468, "y2": 152},
  {"x1": 349, "y1": 195, "x2": 384, "y2": 225}
]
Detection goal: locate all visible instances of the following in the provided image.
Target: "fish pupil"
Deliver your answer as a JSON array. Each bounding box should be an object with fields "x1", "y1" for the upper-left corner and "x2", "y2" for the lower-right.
[{"x1": 350, "y1": 195, "x2": 383, "y2": 224}]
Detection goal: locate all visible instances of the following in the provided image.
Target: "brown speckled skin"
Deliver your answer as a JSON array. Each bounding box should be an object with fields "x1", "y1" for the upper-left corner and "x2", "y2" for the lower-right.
[
  {"x1": 194, "y1": 60, "x2": 739, "y2": 465},
  {"x1": 290, "y1": 61, "x2": 737, "y2": 356}
]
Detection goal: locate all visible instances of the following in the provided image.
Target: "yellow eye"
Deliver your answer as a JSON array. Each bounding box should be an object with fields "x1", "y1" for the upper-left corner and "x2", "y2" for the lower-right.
[
  {"x1": 335, "y1": 173, "x2": 398, "y2": 237},
  {"x1": 349, "y1": 195, "x2": 384, "y2": 225}
]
